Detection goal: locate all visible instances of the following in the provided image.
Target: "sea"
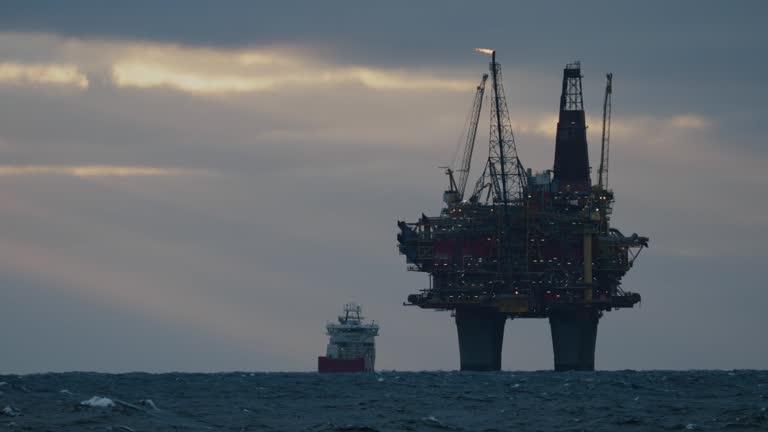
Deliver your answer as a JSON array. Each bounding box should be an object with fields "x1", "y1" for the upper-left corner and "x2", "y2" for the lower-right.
[{"x1": 0, "y1": 370, "x2": 766, "y2": 431}]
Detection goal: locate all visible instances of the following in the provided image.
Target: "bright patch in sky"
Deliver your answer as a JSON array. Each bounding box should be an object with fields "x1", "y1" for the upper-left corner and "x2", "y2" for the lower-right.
[
  {"x1": 0, "y1": 33, "x2": 472, "y2": 94},
  {"x1": 0, "y1": 165, "x2": 202, "y2": 178},
  {"x1": 111, "y1": 57, "x2": 472, "y2": 94},
  {"x1": 668, "y1": 114, "x2": 710, "y2": 130},
  {"x1": 0, "y1": 62, "x2": 88, "y2": 88}
]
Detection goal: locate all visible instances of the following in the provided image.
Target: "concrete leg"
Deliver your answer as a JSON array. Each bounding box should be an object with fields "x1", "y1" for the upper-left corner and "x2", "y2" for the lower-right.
[
  {"x1": 455, "y1": 308, "x2": 506, "y2": 371},
  {"x1": 549, "y1": 309, "x2": 601, "y2": 371}
]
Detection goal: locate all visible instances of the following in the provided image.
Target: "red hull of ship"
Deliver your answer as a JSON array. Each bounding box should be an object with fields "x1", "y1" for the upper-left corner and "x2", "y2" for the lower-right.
[{"x1": 318, "y1": 356, "x2": 366, "y2": 373}]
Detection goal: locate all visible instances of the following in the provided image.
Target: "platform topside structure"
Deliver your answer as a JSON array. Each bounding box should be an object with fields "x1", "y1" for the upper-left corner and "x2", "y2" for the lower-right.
[{"x1": 397, "y1": 51, "x2": 648, "y2": 371}]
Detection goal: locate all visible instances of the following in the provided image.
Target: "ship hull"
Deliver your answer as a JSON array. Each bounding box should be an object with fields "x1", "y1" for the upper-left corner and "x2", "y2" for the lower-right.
[{"x1": 317, "y1": 356, "x2": 366, "y2": 373}]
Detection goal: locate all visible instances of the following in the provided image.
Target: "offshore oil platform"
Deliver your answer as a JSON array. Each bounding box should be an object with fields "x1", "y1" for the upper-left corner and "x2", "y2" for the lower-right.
[{"x1": 397, "y1": 50, "x2": 648, "y2": 371}]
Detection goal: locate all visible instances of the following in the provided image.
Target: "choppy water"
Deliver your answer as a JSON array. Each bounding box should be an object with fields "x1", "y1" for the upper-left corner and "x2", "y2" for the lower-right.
[{"x1": 0, "y1": 371, "x2": 766, "y2": 431}]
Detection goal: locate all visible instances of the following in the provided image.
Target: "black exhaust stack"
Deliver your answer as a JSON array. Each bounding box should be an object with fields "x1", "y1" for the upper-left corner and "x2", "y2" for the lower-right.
[{"x1": 553, "y1": 62, "x2": 591, "y2": 191}]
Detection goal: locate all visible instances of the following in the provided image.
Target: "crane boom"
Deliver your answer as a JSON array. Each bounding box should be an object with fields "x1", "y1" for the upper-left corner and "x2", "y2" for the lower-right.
[
  {"x1": 598, "y1": 73, "x2": 613, "y2": 189},
  {"x1": 457, "y1": 74, "x2": 488, "y2": 200}
]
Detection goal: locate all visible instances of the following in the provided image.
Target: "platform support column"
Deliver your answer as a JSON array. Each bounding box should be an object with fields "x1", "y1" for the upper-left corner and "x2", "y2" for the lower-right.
[
  {"x1": 455, "y1": 308, "x2": 506, "y2": 371},
  {"x1": 549, "y1": 309, "x2": 601, "y2": 371}
]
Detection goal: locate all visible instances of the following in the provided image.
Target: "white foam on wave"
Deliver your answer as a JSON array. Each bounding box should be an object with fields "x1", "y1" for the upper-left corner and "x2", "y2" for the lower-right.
[
  {"x1": 2, "y1": 406, "x2": 21, "y2": 417},
  {"x1": 80, "y1": 396, "x2": 115, "y2": 408},
  {"x1": 140, "y1": 399, "x2": 160, "y2": 411}
]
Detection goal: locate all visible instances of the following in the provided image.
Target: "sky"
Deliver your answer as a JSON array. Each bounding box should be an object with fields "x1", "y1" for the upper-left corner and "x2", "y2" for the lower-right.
[{"x1": 0, "y1": 0, "x2": 765, "y2": 373}]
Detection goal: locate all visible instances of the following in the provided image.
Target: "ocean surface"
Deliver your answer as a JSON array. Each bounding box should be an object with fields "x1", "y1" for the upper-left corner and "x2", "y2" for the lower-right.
[{"x1": 0, "y1": 371, "x2": 766, "y2": 431}]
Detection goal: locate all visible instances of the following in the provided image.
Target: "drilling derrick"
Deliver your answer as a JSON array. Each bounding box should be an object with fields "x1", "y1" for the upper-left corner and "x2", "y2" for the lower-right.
[
  {"x1": 487, "y1": 51, "x2": 527, "y2": 205},
  {"x1": 553, "y1": 62, "x2": 591, "y2": 190},
  {"x1": 397, "y1": 53, "x2": 648, "y2": 372}
]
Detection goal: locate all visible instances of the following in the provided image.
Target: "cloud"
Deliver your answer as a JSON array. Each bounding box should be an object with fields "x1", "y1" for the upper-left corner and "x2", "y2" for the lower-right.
[
  {"x1": 510, "y1": 112, "x2": 708, "y2": 142},
  {"x1": 668, "y1": 114, "x2": 710, "y2": 130},
  {"x1": 112, "y1": 61, "x2": 276, "y2": 93},
  {"x1": 112, "y1": 57, "x2": 473, "y2": 94},
  {"x1": 0, "y1": 62, "x2": 88, "y2": 88},
  {"x1": 0, "y1": 165, "x2": 204, "y2": 178},
  {"x1": 1, "y1": 32, "x2": 474, "y2": 95},
  {"x1": 510, "y1": 114, "x2": 559, "y2": 138}
]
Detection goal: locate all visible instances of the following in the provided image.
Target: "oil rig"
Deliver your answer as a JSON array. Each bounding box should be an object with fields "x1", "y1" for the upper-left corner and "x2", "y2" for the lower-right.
[{"x1": 397, "y1": 50, "x2": 648, "y2": 371}]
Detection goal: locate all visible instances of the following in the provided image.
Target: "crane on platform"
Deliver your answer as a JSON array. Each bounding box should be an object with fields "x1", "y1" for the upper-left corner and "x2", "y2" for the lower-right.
[
  {"x1": 444, "y1": 74, "x2": 488, "y2": 206},
  {"x1": 597, "y1": 73, "x2": 613, "y2": 189},
  {"x1": 457, "y1": 74, "x2": 488, "y2": 200}
]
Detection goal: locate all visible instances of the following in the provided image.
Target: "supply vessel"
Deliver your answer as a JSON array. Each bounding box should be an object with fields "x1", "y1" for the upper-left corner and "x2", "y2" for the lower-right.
[{"x1": 318, "y1": 303, "x2": 380, "y2": 373}]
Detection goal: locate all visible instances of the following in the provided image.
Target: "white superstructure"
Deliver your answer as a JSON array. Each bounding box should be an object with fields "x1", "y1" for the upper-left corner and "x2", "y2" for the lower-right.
[{"x1": 325, "y1": 303, "x2": 380, "y2": 371}]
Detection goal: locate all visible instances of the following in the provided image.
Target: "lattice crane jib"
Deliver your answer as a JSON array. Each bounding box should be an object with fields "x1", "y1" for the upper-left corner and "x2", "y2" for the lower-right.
[
  {"x1": 598, "y1": 73, "x2": 613, "y2": 190},
  {"x1": 456, "y1": 74, "x2": 488, "y2": 201}
]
